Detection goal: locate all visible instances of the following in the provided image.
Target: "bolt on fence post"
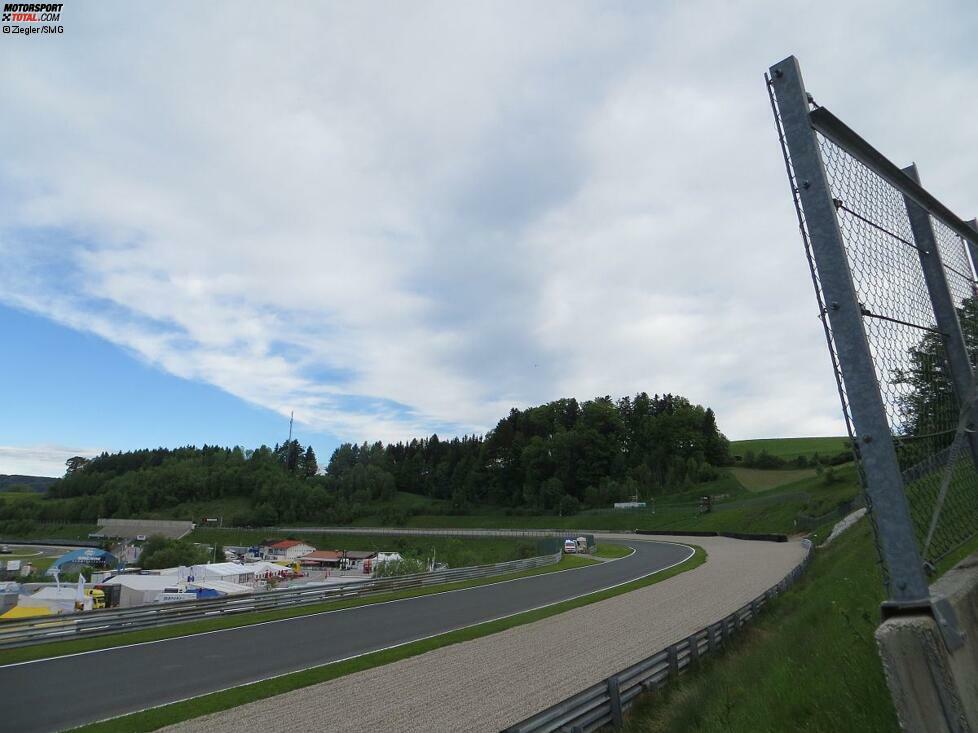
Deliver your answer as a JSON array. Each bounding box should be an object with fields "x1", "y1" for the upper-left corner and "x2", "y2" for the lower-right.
[
  {"x1": 607, "y1": 675, "x2": 624, "y2": 727},
  {"x1": 769, "y1": 55, "x2": 930, "y2": 604},
  {"x1": 901, "y1": 164, "x2": 978, "y2": 469}
]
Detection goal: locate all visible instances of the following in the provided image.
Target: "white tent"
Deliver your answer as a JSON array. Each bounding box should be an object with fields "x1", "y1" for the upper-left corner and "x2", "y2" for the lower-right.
[
  {"x1": 188, "y1": 579, "x2": 252, "y2": 596},
  {"x1": 189, "y1": 563, "x2": 256, "y2": 585},
  {"x1": 22, "y1": 586, "x2": 91, "y2": 614},
  {"x1": 155, "y1": 563, "x2": 257, "y2": 586},
  {"x1": 102, "y1": 574, "x2": 176, "y2": 608},
  {"x1": 247, "y1": 561, "x2": 292, "y2": 579}
]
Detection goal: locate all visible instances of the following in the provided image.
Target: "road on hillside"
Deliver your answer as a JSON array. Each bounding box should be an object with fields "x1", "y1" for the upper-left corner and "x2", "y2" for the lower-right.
[{"x1": 1, "y1": 539, "x2": 692, "y2": 733}]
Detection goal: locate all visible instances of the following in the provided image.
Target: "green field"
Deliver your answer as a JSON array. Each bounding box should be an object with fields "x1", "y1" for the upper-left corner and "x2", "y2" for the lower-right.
[
  {"x1": 0, "y1": 521, "x2": 97, "y2": 541},
  {"x1": 729, "y1": 436, "x2": 850, "y2": 461},
  {"x1": 728, "y1": 467, "x2": 817, "y2": 492},
  {"x1": 0, "y1": 491, "x2": 43, "y2": 503},
  {"x1": 0, "y1": 461, "x2": 862, "y2": 548},
  {"x1": 394, "y1": 464, "x2": 861, "y2": 537}
]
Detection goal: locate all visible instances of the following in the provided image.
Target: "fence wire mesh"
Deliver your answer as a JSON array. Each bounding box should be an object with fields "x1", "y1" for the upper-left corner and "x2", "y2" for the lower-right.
[
  {"x1": 765, "y1": 80, "x2": 887, "y2": 583},
  {"x1": 794, "y1": 119, "x2": 978, "y2": 568}
]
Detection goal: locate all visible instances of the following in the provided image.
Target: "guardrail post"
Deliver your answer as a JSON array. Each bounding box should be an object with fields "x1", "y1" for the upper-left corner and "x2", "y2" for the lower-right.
[
  {"x1": 688, "y1": 633, "x2": 699, "y2": 666},
  {"x1": 751, "y1": 598, "x2": 761, "y2": 619},
  {"x1": 667, "y1": 644, "x2": 679, "y2": 677},
  {"x1": 607, "y1": 675, "x2": 624, "y2": 727},
  {"x1": 707, "y1": 624, "x2": 719, "y2": 652}
]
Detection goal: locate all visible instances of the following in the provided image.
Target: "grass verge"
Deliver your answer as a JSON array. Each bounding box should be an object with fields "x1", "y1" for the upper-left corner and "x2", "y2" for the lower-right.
[
  {"x1": 70, "y1": 546, "x2": 705, "y2": 733},
  {"x1": 621, "y1": 521, "x2": 897, "y2": 732},
  {"x1": 728, "y1": 466, "x2": 816, "y2": 492},
  {"x1": 934, "y1": 532, "x2": 978, "y2": 577},
  {"x1": 593, "y1": 543, "x2": 633, "y2": 559},
  {"x1": 0, "y1": 554, "x2": 599, "y2": 667}
]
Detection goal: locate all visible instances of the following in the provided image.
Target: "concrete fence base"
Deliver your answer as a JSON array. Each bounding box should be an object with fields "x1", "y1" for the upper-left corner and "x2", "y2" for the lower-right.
[{"x1": 876, "y1": 551, "x2": 978, "y2": 732}]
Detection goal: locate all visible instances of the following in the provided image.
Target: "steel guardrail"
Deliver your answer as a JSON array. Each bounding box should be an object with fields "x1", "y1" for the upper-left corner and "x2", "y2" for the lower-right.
[
  {"x1": 503, "y1": 540, "x2": 814, "y2": 732},
  {"x1": 271, "y1": 526, "x2": 597, "y2": 538},
  {"x1": 0, "y1": 552, "x2": 562, "y2": 649}
]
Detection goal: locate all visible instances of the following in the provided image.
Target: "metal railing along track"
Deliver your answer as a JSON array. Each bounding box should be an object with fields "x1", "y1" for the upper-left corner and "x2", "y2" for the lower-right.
[
  {"x1": 0, "y1": 552, "x2": 561, "y2": 649},
  {"x1": 504, "y1": 540, "x2": 814, "y2": 733}
]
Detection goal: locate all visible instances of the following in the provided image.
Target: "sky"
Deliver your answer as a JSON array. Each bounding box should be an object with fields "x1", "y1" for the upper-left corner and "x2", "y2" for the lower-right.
[{"x1": 1, "y1": 1, "x2": 977, "y2": 477}]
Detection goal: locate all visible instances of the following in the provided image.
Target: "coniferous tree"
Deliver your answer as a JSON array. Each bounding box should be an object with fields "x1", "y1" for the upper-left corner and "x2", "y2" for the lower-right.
[{"x1": 301, "y1": 446, "x2": 319, "y2": 477}]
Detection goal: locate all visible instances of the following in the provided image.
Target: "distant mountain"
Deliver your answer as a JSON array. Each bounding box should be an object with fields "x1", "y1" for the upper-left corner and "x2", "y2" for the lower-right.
[{"x1": 0, "y1": 475, "x2": 58, "y2": 493}]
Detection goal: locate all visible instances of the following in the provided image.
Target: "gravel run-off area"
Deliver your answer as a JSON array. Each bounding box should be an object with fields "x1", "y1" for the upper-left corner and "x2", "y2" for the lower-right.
[{"x1": 163, "y1": 534, "x2": 808, "y2": 733}]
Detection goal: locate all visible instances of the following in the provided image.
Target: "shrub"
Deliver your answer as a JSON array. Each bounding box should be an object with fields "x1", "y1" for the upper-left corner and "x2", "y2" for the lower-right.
[
  {"x1": 559, "y1": 495, "x2": 581, "y2": 516},
  {"x1": 373, "y1": 557, "x2": 426, "y2": 577},
  {"x1": 138, "y1": 536, "x2": 209, "y2": 569}
]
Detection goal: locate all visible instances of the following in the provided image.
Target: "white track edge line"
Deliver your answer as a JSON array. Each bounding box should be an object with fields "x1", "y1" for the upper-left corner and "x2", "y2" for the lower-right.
[
  {"x1": 0, "y1": 539, "x2": 668, "y2": 669},
  {"x1": 64, "y1": 542, "x2": 696, "y2": 730}
]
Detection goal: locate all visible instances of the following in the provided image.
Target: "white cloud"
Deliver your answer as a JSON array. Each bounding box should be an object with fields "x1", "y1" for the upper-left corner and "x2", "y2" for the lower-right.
[
  {"x1": 1, "y1": 1, "x2": 976, "y2": 445},
  {"x1": 0, "y1": 446, "x2": 102, "y2": 478}
]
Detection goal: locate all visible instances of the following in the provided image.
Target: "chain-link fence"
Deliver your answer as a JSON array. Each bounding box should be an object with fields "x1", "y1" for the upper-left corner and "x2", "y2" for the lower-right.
[
  {"x1": 767, "y1": 57, "x2": 978, "y2": 600},
  {"x1": 816, "y1": 135, "x2": 978, "y2": 567}
]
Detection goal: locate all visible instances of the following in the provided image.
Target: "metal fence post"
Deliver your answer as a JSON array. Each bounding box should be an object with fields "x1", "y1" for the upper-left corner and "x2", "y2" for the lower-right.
[
  {"x1": 607, "y1": 675, "x2": 624, "y2": 727},
  {"x1": 768, "y1": 55, "x2": 930, "y2": 604},
  {"x1": 901, "y1": 164, "x2": 978, "y2": 468},
  {"x1": 707, "y1": 623, "x2": 719, "y2": 651},
  {"x1": 967, "y1": 220, "x2": 978, "y2": 279},
  {"x1": 688, "y1": 632, "x2": 699, "y2": 665},
  {"x1": 667, "y1": 644, "x2": 679, "y2": 678}
]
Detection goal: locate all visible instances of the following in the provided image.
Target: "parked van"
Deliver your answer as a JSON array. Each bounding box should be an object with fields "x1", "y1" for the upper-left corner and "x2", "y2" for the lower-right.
[{"x1": 563, "y1": 539, "x2": 577, "y2": 554}]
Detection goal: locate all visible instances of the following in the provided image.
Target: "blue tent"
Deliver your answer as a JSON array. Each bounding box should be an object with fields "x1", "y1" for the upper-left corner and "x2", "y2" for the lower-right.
[{"x1": 47, "y1": 548, "x2": 119, "y2": 575}]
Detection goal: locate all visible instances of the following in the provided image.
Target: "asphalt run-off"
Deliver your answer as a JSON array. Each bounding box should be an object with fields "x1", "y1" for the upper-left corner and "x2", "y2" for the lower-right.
[{"x1": 1, "y1": 539, "x2": 691, "y2": 733}]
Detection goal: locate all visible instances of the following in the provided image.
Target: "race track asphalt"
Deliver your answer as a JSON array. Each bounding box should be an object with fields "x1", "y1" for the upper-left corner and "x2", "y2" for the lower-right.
[{"x1": 1, "y1": 539, "x2": 692, "y2": 733}]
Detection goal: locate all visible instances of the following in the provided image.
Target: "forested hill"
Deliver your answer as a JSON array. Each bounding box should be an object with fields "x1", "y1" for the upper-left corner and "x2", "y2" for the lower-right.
[
  {"x1": 0, "y1": 475, "x2": 57, "y2": 493},
  {"x1": 328, "y1": 394, "x2": 729, "y2": 512},
  {"x1": 15, "y1": 393, "x2": 729, "y2": 526}
]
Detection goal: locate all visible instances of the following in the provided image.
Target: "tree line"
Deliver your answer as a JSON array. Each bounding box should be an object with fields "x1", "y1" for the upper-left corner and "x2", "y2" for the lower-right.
[
  {"x1": 326, "y1": 393, "x2": 730, "y2": 514},
  {"x1": 0, "y1": 392, "x2": 730, "y2": 526}
]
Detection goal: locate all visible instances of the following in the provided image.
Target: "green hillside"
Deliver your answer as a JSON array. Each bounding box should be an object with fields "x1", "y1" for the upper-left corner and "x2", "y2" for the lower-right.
[
  {"x1": 730, "y1": 437, "x2": 850, "y2": 461},
  {"x1": 0, "y1": 392, "x2": 733, "y2": 529},
  {"x1": 728, "y1": 467, "x2": 817, "y2": 492},
  {"x1": 0, "y1": 475, "x2": 57, "y2": 493}
]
